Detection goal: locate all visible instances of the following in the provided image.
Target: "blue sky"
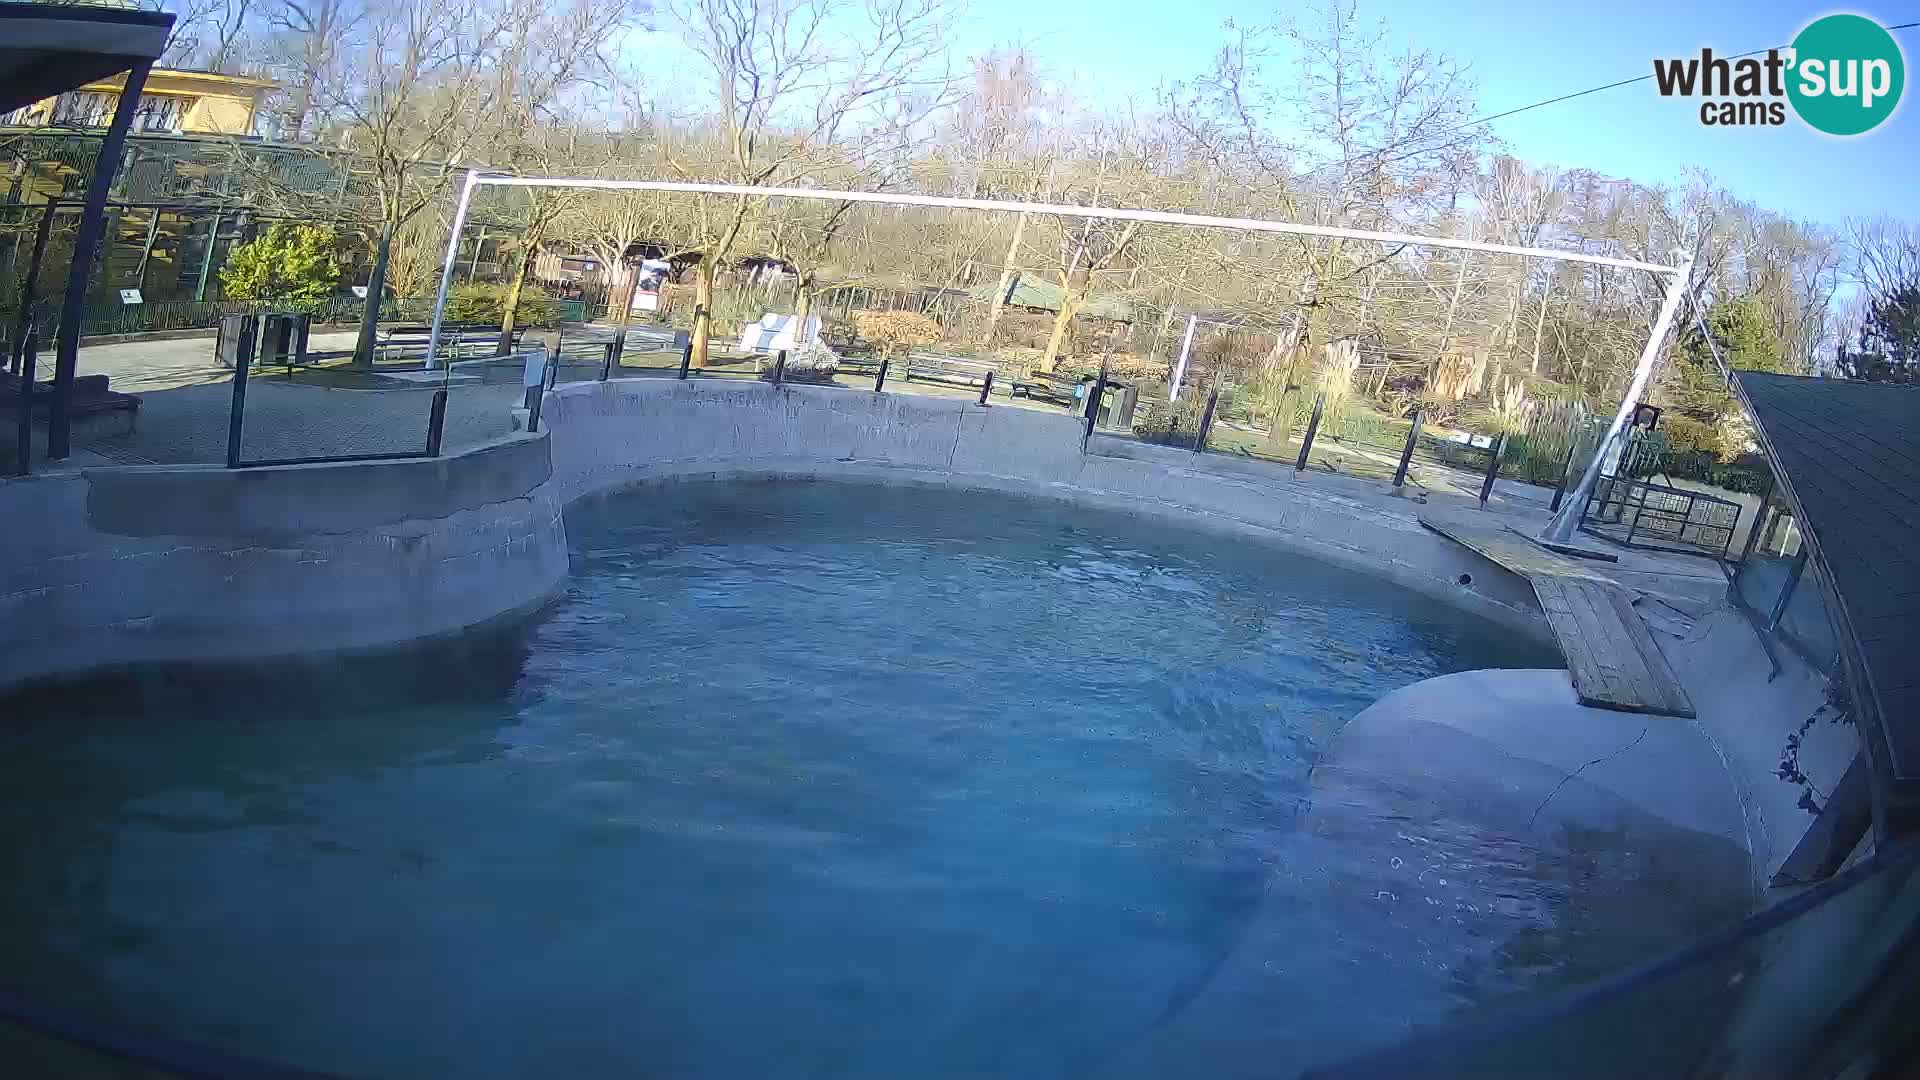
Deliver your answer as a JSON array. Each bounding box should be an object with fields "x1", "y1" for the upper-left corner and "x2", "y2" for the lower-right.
[{"x1": 943, "y1": 0, "x2": 1916, "y2": 225}]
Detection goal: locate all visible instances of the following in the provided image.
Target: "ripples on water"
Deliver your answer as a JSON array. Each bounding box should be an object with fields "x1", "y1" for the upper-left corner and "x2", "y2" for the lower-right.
[{"x1": 0, "y1": 480, "x2": 1579, "y2": 1078}]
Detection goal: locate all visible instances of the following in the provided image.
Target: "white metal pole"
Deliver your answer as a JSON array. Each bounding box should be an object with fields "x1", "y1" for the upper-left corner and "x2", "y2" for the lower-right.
[
  {"x1": 1543, "y1": 252, "x2": 1696, "y2": 544},
  {"x1": 469, "y1": 177, "x2": 1682, "y2": 276},
  {"x1": 1170, "y1": 314, "x2": 1198, "y2": 401},
  {"x1": 423, "y1": 170, "x2": 479, "y2": 372}
]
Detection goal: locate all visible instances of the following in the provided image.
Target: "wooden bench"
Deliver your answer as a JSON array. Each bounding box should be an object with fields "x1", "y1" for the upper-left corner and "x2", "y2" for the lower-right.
[{"x1": 902, "y1": 352, "x2": 1001, "y2": 392}]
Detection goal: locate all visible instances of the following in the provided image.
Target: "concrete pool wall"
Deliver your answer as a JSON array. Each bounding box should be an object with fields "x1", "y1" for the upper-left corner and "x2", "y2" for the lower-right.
[
  {"x1": 2, "y1": 377, "x2": 1559, "y2": 692},
  {"x1": 0, "y1": 374, "x2": 1861, "y2": 962},
  {"x1": 539, "y1": 378, "x2": 1550, "y2": 637},
  {"x1": 0, "y1": 432, "x2": 566, "y2": 691}
]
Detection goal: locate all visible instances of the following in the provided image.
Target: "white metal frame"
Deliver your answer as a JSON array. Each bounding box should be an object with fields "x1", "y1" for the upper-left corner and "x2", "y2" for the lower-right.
[{"x1": 423, "y1": 171, "x2": 1694, "y2": 542}]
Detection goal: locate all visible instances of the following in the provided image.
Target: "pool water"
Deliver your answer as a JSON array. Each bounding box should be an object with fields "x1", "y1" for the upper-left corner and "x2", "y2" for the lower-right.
[{"x1": 0, "y1": 480, "x2": 1570, "y2": 1078}]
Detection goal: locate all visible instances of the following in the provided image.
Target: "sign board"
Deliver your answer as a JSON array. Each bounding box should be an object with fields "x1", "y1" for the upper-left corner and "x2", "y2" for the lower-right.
[
  {"x1": 630, "y1": 292, "x2": 660, "y2": 312},
  {"x1": 118, "y1": 288, "x2": 143, "y2": 305},
  {"x1": 351, "y1": 285, "x2": 370, "y2": 299}
]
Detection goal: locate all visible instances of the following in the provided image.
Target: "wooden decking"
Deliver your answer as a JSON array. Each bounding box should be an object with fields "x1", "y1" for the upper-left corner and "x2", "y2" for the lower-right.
[{"x1": 1420, "y1": 515, "x2": 1696, "y2": 719}]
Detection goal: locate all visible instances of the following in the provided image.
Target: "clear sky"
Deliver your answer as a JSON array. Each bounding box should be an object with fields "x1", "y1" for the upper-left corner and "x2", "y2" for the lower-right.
[{"x1": 943, "y1": 0, "x2": 1917, "y2": 226}]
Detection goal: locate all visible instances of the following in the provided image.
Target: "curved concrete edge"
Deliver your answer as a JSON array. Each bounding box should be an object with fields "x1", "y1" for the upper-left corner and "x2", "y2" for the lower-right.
[
  {"x1": 540, "y1": 379, "x2": 1553, "y2": 645},
  {"x1": 0, "y1": 433, "x2": 569, "y2": 694},
  {"x1": 1320, "y1": 669, "x2": 1750, "y2": 846},
  {"x1": 1308, "y1": 667, "x2": 1760, "y2": 933}
]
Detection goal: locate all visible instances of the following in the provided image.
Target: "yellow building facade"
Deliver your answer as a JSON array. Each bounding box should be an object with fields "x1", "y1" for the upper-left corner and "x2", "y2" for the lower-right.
[{"x1": 0, "y1": 68, "x2": 272, "y2": 136}]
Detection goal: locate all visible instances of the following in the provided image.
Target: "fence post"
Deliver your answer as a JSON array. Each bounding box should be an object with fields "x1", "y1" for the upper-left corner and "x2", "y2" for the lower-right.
[
  {"x1": 225, "y1": 336, "x2": 251, "y2": 468},
  {"x1": 1193, "y1": 381, "x2": 1222, "y2": 452},
  {"x1": 1295, "y1": 393, "x2": 1326, "y2": 473},
  {"x1": 599, "y1": 341, "x2": 614, "y2": 381},
  {"x1": 1549, "y1": 437, "x2": 1580, "y2": 512},
  {"x1": 874, "y1": 356, "x2": 889, "y2": 392},
  {"x1": 678, "y1": 331, "x2": 693, "y2": 380},
  {"x1": 1478, "y1": 433, "x2": 1507, "y2": 508},
  {"x1": 1084, "y1": 356, "x2": 1110, "y2": 439},
  {"x1": 978, "y1": 369, "x2": 994, "y2": 405},
  {"x1": 1393, "y1": 411, "x2": 1424, "y2": 491},
  {"x1": 13, "y1": 327, "x2": 35, "y2": 475},
  {"x1": 772, "y1": 349, "x2": 787, "y2": 386},
  {"x1": 426, "y1": 388, "x2": 448, "y2": 457}
]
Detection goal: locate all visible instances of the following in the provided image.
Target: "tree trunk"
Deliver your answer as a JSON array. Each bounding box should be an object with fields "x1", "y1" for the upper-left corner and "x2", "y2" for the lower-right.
[
  {"x1": 353, "y1": 218, "x2": 397, "y2": 368},
  {"x1": 1039, "y1": 273, "x2": 1086, "y2": 373},
  {"x1": 690, "y1": 260, "x2": 716, "y2": 368},
  {"x1": 496, "y1": 242, "x2": 534, "y2": 356},
  {"x1": 794, "y1": 280, "x2": 815, "y2": 343},
  {"x1": 980, "y1": 210, "x2": 1028, "y2": 346},
  {"x1": 1529, "y1": 277, "x2": 1555, "y2": 375}
]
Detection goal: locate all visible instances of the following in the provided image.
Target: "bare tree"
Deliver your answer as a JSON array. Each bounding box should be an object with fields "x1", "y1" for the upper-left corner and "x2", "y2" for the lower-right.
[{"x1": 663, "y1": 0, "x2": 957, "y2": 365}]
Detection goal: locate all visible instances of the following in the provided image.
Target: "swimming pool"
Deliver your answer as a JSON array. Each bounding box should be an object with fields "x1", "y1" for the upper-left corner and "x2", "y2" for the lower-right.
[{"x1": 0, "y1": 478, "x2": 1643, "y2": 1077}]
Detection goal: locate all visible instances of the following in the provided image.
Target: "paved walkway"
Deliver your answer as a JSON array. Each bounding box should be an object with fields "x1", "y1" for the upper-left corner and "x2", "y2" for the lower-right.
[
  {"x1": 72, "y1": 331, "x2": 526, "y2": 465},
  {"x1": 64, "y1": 328, "x2": 1084, "y2": 467}
]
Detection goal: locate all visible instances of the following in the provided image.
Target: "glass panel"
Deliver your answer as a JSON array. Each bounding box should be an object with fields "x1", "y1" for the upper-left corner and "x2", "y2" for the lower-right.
[
  {"x1": 1735, "y1": 492, "x2": 1802, "y2": 617},
  {"x1": 1777, "y1": 562, "x2": 1841, "y2": 672}
]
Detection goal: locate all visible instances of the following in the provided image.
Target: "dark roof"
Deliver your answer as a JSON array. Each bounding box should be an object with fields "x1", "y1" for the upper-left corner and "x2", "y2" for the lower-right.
[
  {"x1": 1734, "y1": 371, "x2": 1920, "y2": 807},
  {"x1": 0, "y1": 2, "x2": 173, "y2": 116},
  {"x1": 967, "y1": 274, "x2": 1134, "y2": 323}
]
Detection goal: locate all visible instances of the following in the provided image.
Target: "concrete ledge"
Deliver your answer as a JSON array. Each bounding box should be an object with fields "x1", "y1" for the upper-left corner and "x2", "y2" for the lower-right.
[
  {"x1": 84, "y1": 431, "x2": 552, "y2": 540},
  {"x1": 539, "y1": 379, "x2": 1551, "y2": 642},
  {"x1": 0, "y1": 434, "x2": 568, "y2": 693}
]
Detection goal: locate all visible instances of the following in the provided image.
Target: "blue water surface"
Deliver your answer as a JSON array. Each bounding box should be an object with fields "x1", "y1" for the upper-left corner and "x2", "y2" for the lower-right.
[{"x1": 0, "y1": 480, "x2": 1561, "y2": 1078}]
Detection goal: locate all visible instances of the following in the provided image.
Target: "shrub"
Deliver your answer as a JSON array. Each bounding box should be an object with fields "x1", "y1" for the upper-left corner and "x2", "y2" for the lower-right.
[
  {"x1": 218, "y1": 224, "x2": 340, "y2": 310},
  {"x1": 1657, "y1": 414, "x2": 1722, "y2": 456},
  {"x1": 444, "y1": 282, "x2": 553, "y2": 325},
  {"x1": 853, "y1": 310, "x2": 940, "y2": 357}
]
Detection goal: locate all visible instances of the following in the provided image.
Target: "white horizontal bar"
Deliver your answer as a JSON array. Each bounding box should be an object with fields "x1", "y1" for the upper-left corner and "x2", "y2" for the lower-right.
[{"x1": 472, "y1": 175, "x2": 1683, "y2": 275}]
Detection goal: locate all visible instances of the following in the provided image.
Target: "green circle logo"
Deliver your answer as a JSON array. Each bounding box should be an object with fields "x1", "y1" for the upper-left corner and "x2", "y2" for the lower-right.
[{"x1": 1787, "y1": 13, "x2": 1905, "y2": 135}]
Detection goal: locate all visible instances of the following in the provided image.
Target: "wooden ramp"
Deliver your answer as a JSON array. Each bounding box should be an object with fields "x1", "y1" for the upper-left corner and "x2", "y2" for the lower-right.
[{"x1": 1419, "y1": 515, "x2": 1696, "y2": 719}]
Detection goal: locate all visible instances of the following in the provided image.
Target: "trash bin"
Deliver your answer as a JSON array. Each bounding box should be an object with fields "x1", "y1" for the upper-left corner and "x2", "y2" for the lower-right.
[{"x1": 215, "y1": 313, "x2": 257, "y2": 369}]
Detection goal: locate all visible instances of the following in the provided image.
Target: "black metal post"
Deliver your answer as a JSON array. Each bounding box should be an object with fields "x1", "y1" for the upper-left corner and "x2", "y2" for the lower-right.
[
  {"x1": 1549, "y1": 437, "x2": 1580, "y2": 512},
  {"x1": 679, "y1": 317, "x2": 697, "y2": 379},
  {"x1": 978, "y1": 370, "x2": 994, "y2": 405},
  {"x1": 600, "y1": 340, "x2": 614, "y2": 381},
  {"x1": 225, "y1": 342, "x2": 251, "y2": 468},
  {"x1": 426, "y1": 388, "x2": 448, "y2": 456},
  {"x1": 874, "y1": 356, "x2": 889, "y2": 392},
  {"x1": 1393, "y1": 411, "x2": 1424, "y2": 490},
  {"x1": 772, "y1": 349, "x2": 788, "y2": 385},
  {"x1": 1084, "y1": 353, "x2": 1110, "y2": 438},
  {"x1": 1295, "y1": 393, "x2": 1326, "y2": 473},
  {"x1": 11, "y1": 201, "x2": 56, "y2": 378},
  {"x1": 1478, "y1": 433, "x2": 1507, "y2": 508},
  {"x1": 1193, "y1": 381, "x2": 1222, "y2": 452},
  {"x1": 51, "y1": 62, "x2": 150, "y2": 460},
  {"x1": 14, "y1": 327, "x2": 36, "y2": 475}
]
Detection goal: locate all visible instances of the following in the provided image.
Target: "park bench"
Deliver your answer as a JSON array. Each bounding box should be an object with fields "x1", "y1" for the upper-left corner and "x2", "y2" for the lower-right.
[
  {"x1": 375, "y1": 323, "x2": 526, "y2": 363},
  {"x1": 1011, "y1": 369, "x2": 1086, "y2": 407},
  {"x1": 901, "y1": 352, "x2": 1001, "y2": 392}
]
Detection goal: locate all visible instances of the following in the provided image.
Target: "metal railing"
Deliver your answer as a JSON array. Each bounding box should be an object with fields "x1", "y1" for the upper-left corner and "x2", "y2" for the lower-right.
[{"x1": 1581, "y1": 475, "x2": 1742, "y2": 561}]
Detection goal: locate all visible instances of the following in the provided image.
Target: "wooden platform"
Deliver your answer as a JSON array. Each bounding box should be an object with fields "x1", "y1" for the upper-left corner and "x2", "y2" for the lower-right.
[{"x1": 1420, "y1": 515, "x2": 1696, "y2": 718}]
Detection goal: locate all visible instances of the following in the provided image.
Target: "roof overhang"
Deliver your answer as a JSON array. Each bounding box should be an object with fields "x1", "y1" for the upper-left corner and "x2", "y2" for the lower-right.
[{"x1": 0, "y1": 2, "x2": 173, "y2": 116}]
